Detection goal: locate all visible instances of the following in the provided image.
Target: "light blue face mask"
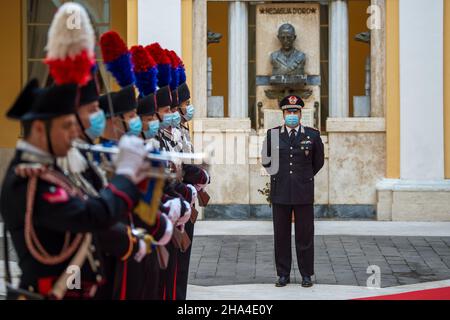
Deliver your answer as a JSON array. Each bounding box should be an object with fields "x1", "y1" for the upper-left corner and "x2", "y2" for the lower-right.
[
  {"x1": 127, "y1": 116, "x2": 143, "y2": 136},
  {"x1": 171, "y1": 111, "x2": 181, "y2": 127},
  {"x1": 183, "y1": 105, "x2": 195, "y2": 121},
  {"x1": 160, "y1": 113, "x2": 173, "y2": 129},
  {"x1": 85, "y1": 110, "x2": 106, "y2": 140},
  {"x1": 285, "y1": 114, "x2": 300, "y2": 127},
  {"x1": 144, "y1": 119, "x2": 160, "y2": 139}
]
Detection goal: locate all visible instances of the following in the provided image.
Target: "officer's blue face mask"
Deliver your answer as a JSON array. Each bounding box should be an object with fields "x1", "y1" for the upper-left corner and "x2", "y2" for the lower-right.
[
  {"x1": 127, "y1": 116, "x2": 143, "y2": 136},
  {"x1": 85, "y1": 110, "x2": 106, "y2": 140},
  {"x1": 144, "y1": 119, "x2": 160, "y2": 139},
  {"x1": 171, "y1": 111, "x2": 181, "y2": 127},
  {"x1": 183, "y1": 105, "x2": 195, "y2": 121},
  {"x1": 160, "y1": 113, "x2": 173, "y2": 129},
  {"x1": 285, "y1": 114, "x2": 300, "y2": 127}
]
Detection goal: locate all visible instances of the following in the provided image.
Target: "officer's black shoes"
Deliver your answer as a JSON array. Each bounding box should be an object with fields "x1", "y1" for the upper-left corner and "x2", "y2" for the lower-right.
[
  {"x1": 275, "y1": 275, "x2": 313, "y2": 287},
  {"x1": 301, "y1": 276, "x2": 313, "y2": 288},
  {"x1": 275, "y1": 276, "x2": 290, "y2": 287}
]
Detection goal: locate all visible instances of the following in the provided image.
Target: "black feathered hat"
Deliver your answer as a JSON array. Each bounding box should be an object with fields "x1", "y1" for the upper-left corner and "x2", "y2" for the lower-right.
[
  {"x1": 6, "y1": 79, "x2": 40, "y2": 120},
  {"x1": 20, "y1": 83, "x2": 79, "y2": 121},
  {"x1": 79, "y1": 77, "x2": 100, "y2": 106},
  {"x1": 155, "y1": 85, "x2": 172, "y2": 109},
  {"x1": 99, "y1": 85, "x2": 137, "y2": 117},
  {"x1": 177, "y1": 82, "x2": 191, "y2": 104},
  {"x1": 137, "y1": 93, "x2": 156, "y2": 116},
  {"x1": 171, "y1": 89, "x2": 179, "y2": 108}
]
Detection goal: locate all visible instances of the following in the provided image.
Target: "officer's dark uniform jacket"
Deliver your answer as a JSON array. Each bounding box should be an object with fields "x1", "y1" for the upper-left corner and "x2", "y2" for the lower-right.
[
  {"x1": 263, "y1": 125, "x2": 324, "y2": 205},
  {"x1": 0, "y1": 144, "x2": 141, "y2": 299}
]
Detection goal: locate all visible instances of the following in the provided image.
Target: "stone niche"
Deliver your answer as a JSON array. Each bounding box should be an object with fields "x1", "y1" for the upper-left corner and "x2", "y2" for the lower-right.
[
  {"x1": 326, "y1": 118, "x2": 386, "y2": 219},
  {"x1": 256, "y1": 3, "x2": 321, "y2": 131}
]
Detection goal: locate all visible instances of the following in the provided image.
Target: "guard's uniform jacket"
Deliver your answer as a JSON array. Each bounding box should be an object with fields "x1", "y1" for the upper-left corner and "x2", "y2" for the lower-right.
[
  {"x1": 0, "y1": 143, "x2": 140, "y2": 299},
  {"x1": 155, "y1": 128, "x2": 191, "y2": 300},
  {"x1": 264, "y1": 125, "x2": 324, "y2": 205},
  {"x1": 177, "y1": 124, "x2": 194, "y2": 154},
  {"x1": 87, "y1": 139, "x2": 170, "y2": 300},
  {"x1": 157, "y1": 125, "x2": 210, "y2": 300},
  {"x1": 173, "y1": 124, "x2": 209, "y2": 300},
  {"x1": 60, "y1": 146, "x2": 152, "y2": 300}
]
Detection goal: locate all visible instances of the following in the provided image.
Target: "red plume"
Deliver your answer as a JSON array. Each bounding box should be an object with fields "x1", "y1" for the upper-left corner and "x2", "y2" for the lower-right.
[
  {"x1": 100, "y1": 31, "x2": 128, "y2": 63},
  {"x1": 130, "y1": 45, "x2": 156, "y2": 72},
  {"x1": 145, "y1": 43, "x2": 171, "y2": 65},
  {"x1": 45, "y1": 51, "x2": 94, "y2": 86},
  {"x1": 165, "y1": 49, "x2": 179, "y2": 68}
]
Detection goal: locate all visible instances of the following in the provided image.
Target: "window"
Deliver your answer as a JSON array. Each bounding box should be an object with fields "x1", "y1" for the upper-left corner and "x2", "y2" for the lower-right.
[{"x1": 24, "y1": 0, "x2": 110, "y2": 86}]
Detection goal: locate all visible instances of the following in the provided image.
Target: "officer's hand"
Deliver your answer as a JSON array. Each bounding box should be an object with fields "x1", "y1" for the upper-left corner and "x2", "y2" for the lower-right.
[
  {"x1": 133, "y1": 161, "x2": 152, "y2": 185},
  {"x1": 114, "y1": 135, "x2": 147, "y2": 184}
]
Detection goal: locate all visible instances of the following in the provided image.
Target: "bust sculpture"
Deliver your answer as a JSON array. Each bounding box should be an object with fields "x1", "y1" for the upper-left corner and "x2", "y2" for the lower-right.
[{"x1": 270, "y1": 23, "x2": 306, "y2": 76}]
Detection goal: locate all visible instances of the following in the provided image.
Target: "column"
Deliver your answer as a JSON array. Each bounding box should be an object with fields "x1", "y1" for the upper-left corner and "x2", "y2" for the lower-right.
[
  {"x1": 228, "y1": 1, "x2": 248, "y2": 118},
  {"x1": 328, "y1": 0, "x2": 349, "y2": 118},
  {"x1": 370, "y1": 0, "x2": 386, "y2": 117},
  {"x1": 192, "y1": 0, "x2": 208, "y2": 118},
  {"x1": 399, "y1": 0, "x2": 444, "y2": 180}
]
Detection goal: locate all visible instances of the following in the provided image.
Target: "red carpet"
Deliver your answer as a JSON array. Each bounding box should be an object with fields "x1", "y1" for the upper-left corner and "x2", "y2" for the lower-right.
[{"x1": 356, "y1": 286, "x2": 450, "y2": 300}]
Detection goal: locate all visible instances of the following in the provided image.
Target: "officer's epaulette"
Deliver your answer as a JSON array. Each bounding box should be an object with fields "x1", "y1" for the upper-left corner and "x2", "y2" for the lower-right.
[
  {"x1": 304, "y1": 126, "x2": 320, "y2": 133},
  {"x1": 270, "y1": 125, "x2": 282, "y2": 131}
]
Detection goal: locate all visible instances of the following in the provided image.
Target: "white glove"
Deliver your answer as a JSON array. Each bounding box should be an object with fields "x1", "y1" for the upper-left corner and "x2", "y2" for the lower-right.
[
  {"x1": 162, "y1": 198, "x2": 181, "y2": 224},
  {"x1": 195, "y1": 170, "x2": 210, "y2": 191},
  {"x1": 187, "y1": 184, "x2": 197, "y2": 205},
  {"x1": 133, "y1": 161, "x2": 152, "y2": 185},
  {"x1": 114, "y1": 135, "x2": 147, "y2": 184},
  {"x1": 134, "y1": 239, "x2": 147, "y2": 263},
  {"x1": 153, "y1": 214, "x2": 173, "y2": 246},
  {"x1": 144, "y1": 141, "x2": 155, "y2": 153},
  {"x1": 176, "y1": 201, "x2": 191, "y2": 226}
]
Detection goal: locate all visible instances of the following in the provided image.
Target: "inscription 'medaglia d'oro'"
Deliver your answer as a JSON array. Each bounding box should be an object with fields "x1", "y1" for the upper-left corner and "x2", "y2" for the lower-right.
[{"x1": 259, "y1": 7, "x2": 317, "y2": 15}]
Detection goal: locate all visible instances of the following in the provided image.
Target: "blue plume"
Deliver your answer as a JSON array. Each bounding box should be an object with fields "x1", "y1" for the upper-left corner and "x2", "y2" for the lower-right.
[
  {"x1": 178, "y1": 66, "x2": 187, "y2": 84},
  {"x1": 157, "y1": 63, "x2": 171, "y2": 88},
  {"x1": 105, "y1": 53, "x2": 136, "y2": 87},
  {"x1": 170, "y1": 67, "x2": 180, "y2": 90},
  {"x1": 135, "y1": 66, "x2": 158, "y2": 96}
]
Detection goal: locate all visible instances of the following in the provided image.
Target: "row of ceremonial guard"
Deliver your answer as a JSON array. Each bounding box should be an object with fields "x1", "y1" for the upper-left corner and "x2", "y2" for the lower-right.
[{"x1": 1, "y1": 3, "x2": 210, "y2": 300}]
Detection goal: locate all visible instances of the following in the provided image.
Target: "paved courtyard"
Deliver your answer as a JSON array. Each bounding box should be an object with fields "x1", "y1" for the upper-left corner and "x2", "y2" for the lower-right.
[
  {"x1": 2, "y1": 221, "x2": 450, "y2": 299},
  {"x1": 188, "y1": 235, "x2": 450, "y2": 288}
]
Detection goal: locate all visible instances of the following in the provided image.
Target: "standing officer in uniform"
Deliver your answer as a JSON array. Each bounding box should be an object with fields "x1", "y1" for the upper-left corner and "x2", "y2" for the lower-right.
[{"x1": 262, "y1": 95, "x2": 324, "y2": 288}]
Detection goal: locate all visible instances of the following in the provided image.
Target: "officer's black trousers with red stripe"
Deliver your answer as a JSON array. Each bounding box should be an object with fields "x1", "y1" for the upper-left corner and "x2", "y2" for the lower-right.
[{"x1": 272, "y1": 203, "x2": 314, "y2": 278}]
